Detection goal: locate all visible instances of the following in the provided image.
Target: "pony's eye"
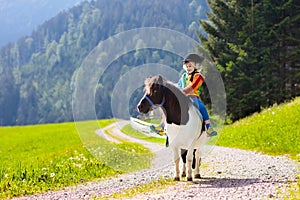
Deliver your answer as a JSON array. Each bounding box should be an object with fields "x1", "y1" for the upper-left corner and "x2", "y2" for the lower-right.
[{"x1": 151, "y1": 84, "x2": 160, "y2": 95}]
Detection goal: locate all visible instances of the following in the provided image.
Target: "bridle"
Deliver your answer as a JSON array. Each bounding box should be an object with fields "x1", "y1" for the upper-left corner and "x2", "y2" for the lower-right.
[{"x1": 143, "y1": 85, "x2": 166, "y2": 110}]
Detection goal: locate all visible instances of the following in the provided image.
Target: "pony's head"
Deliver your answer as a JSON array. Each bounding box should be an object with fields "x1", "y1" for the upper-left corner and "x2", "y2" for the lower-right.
[
  {"x1": 137, "y1": 75, "x2": 192, "y2": 125},
  {"x1": 137, "y1": 75, "x2": 165, "y2": 114}
]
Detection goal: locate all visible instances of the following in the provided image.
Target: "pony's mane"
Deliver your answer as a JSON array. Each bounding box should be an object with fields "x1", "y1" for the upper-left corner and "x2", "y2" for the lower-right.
[
  {"x1": 162, "y1": 78, "x2": 190, "y2": 105},
  {"x1": 144, "y1": 76, "x2": 189, "y2": 102}
]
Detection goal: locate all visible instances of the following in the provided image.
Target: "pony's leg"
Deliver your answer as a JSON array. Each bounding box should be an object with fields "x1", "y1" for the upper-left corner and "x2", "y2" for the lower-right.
[
  {"x1": 173, "y1": 147, "x2": 180, "y2": 181},
  {"x1": 181, "y1": 162, "x2": 186, "y2": 177},
  {"x1": 186, "y1": 149, "x2": 194, "y2": 181},
  {"x1": 194, "y1": 149, "x2": 201, "y2": 179},
  {"x1": 181, "y1": 149, "x2": 187, "y2": 177}
]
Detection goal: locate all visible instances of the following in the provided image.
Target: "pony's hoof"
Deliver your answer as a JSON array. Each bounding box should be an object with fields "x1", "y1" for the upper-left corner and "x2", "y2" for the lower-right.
[
  {"x1": 181, "y1": 172, "x2": 186, "y2": 177},
  {"x1": 174, "y1": 177, "x2": 180, "y2": 181},
  {"x1": 187, "y1": 177, "x2": 193, "y2": 181},
  {"x1": 194, "y1": 174, "x2": 201, "y2": 179}
]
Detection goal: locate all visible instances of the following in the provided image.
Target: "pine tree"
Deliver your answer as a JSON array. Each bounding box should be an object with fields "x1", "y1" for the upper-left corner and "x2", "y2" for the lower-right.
[
  {"x1": 266, "y1": 0, "x2": 300, "y2": 102},
  {"x1": 199, "y1": 0, "x2": 300, "y2": 121}
]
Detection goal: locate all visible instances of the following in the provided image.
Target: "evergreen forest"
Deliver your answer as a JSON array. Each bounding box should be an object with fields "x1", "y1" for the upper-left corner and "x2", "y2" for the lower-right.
[{"x1": 200, "y1": 0, "x2": 300, "y2": 121}]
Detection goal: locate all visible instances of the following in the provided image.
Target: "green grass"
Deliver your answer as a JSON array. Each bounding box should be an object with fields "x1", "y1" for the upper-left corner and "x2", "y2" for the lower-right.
[
  {"x1": 216, "y1": 97, "x2": 300, "y2": 159},
  {"x1": 121, "y1": 124, "x2": 166, "y2": 144},
  {"x1": 0, "y1": 119, "x2": 152, "y2": 198}
]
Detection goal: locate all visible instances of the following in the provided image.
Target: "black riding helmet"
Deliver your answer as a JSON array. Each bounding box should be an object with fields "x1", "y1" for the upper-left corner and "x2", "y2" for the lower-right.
[{"x1": 183, "y1": 53, "x2": 204, "y2": 64}]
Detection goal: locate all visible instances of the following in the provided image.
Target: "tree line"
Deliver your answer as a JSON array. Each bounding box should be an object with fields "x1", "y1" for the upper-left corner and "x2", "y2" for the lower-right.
[{"x1": 199, "y1": 0, "x2": 300, "y2": 121}]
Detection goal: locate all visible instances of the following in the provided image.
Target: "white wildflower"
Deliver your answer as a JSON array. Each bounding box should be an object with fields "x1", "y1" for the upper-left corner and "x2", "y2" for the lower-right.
[
  {"x1": 50, "y1": 173, "x2": 55, "y2": 178},
  {"x1": 74, "y1": 163, "x2": 82, "y2": 168},
  {"x1": 80, "y1": 154, "x2": 87, "y2": 161},
  {"x1": 75, "y1": 156, "x2": 81, "y2": 161}
]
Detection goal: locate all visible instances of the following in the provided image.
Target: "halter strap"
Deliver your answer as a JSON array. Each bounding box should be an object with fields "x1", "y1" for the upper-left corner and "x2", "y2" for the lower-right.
[
  {"x1": 144, "y1": 94, "x2": 165, "y2": 109},
  {"x1": 143, "y1": 85, "x2": 166, "y2": 109}
]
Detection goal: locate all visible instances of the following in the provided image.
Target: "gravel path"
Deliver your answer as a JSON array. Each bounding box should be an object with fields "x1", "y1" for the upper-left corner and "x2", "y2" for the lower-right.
[{"x1": 14, "y1": 121, "x2": 299, "y2": 200}]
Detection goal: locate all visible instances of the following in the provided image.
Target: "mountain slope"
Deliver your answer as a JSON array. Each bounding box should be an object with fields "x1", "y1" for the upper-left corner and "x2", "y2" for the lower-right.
[
  {"x1": 0, "y1": 0, "x2": 88, "y2": 47},
  {"x1": 0, "y1": 0, "x2": 210, "y2": 125}
]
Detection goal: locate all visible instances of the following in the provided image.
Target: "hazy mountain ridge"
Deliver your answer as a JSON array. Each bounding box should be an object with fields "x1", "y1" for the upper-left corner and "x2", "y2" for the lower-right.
[{"x1": 0, "y1": 0, "x2": 87, "y2": 47}]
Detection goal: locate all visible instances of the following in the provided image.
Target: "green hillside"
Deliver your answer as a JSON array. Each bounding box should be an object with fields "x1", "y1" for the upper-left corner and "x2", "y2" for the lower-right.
[{"x1": 216, "y1": 97, "x2": 300, "y2": 159}]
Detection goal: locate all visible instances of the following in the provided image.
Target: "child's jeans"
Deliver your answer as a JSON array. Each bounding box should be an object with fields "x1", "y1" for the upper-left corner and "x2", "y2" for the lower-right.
[{"x1": 190, "y1": 97, "x2": 209, "y2": 121}]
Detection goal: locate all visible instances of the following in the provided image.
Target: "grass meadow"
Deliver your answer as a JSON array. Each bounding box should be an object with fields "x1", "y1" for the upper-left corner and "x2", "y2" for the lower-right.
[{"x1": 0, "y1": 119, "x2": 152, "y2": 198}]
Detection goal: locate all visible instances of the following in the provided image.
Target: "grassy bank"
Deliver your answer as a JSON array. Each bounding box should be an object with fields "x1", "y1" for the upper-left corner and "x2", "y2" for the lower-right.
[{"x1": 215, "y1": 97, "x2": 300, "y2": 159}]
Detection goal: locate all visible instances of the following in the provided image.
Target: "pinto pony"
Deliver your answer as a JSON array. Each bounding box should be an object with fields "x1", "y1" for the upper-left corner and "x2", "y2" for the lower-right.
[{"x1": 137, "y1": 75, "x2": 208, "y2": 181}]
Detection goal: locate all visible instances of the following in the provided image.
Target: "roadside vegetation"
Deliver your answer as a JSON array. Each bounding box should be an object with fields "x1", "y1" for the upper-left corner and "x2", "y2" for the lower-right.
[
  {"x1": 0, "y1": 119, "x2": 151, "y2": 198},
  {"x1": 100, "y1": 178, "x2": 175, "y2": 200},
  {"x1": 215, "y1": 97, "x2": 300, "y2": 159},
  {"x1": 121, "y1": 124, "x2": 165, "y2": 144}
]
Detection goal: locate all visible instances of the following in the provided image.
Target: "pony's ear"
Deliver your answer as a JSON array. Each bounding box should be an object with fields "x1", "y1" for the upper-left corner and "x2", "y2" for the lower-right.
[
  {"x1": 145, "y1": 75, "x2": 153, "y2": 84},
  {"x1": 157, "y1": 75, "x2": 163, "y2": 84}
]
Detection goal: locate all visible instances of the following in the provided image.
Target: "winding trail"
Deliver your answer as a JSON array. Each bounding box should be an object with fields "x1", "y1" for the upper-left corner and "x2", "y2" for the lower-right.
[
  {"x1": 15, "y1": 120, "x2": 299, "y2": 200},
  {"x1": 95, "y1": 120, "x2": 173, "y2": 168}
]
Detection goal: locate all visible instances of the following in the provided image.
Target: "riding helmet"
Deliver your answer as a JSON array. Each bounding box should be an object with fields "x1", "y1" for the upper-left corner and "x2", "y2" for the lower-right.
[{"x1": 183, "y1": 53, "x2": 204, "y2": 64}]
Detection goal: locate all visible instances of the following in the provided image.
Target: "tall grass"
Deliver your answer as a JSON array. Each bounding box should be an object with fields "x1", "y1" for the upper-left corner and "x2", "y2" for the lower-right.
[
  {"x1": 216, "y1": 97, "x2": 300, "y2": 159},
  {"x1": 0, "y1": 119, "x2": 151, "y2": 198}
]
